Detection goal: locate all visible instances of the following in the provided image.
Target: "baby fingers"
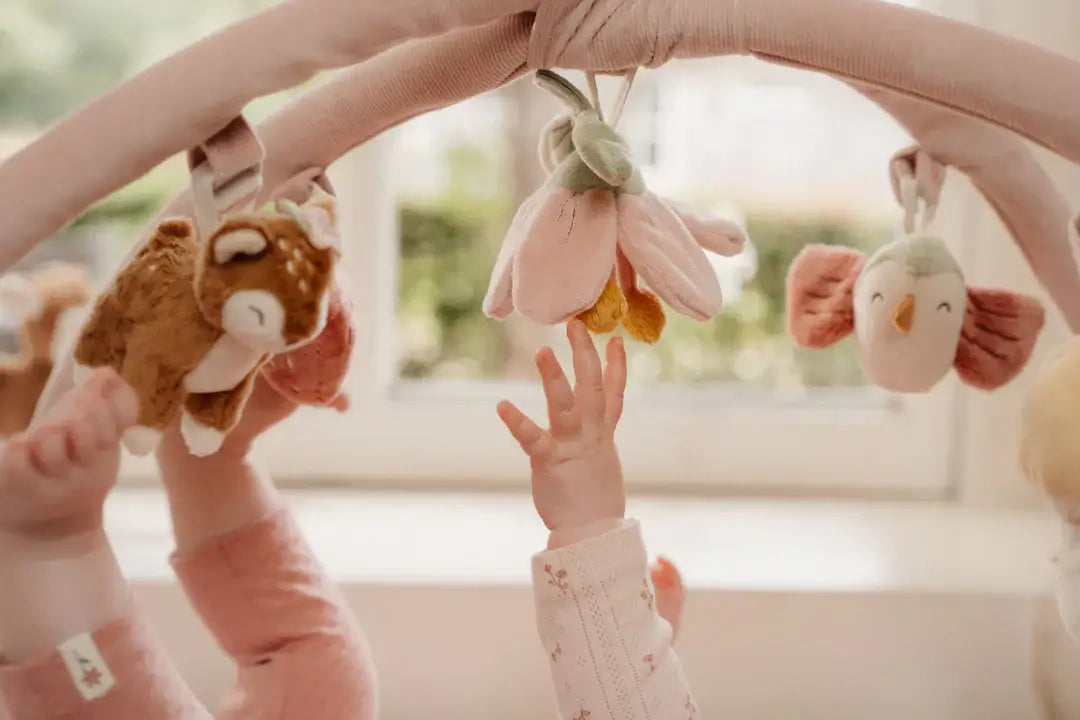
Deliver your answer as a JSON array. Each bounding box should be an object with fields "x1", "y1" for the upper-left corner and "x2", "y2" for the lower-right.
[
  {"x1": 603, "y1": 337, "x2": 627, "y2": 425},
  {"x1": 497, "y1": 401, "x2": 554, "y2": 459},
  {"x1": 567, "y1": 320, "x2": 606, "y2": 425},
  {"x1": 84, "y1": 369, "x2": 139, "y2": 444},
  {"x1": 26, "y1": 426, "x2": 72, "y2": 477},
  {"x1": 65, "y1": 402, "x2": 105, "y2": 465},
  {"x1": 536, "y1": 347, "x2": 581, "y2": 437},
  {"x1": 0, "y1": 438, "x2": 36, "y2": 484}
]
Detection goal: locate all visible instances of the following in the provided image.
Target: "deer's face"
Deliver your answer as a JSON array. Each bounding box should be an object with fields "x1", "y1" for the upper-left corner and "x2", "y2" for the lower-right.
[{"x1": 195, "y1": 213, "x2": 337, "y2": 353}]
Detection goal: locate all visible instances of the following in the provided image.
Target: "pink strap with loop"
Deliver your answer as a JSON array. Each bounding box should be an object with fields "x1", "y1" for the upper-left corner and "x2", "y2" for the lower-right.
[
  {"x1": 890, "y1": 147, "x2": 946, "y2": 213},
  {"x1": 269, "y1": 166, "x2": 336, "y2": 205},
  {"x1": 890, "y1": 147, "x2": 947, "y2": 234},
  {"x1": 187, "y1": 116, "x2": 265, "y2": 238}
]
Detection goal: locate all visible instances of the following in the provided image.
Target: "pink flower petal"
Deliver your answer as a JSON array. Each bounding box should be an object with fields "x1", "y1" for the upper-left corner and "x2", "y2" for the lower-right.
[
  {"x1": 666, "y1": 200, "x2": 747, "y2": 257},
  {"x1": 616, "y1": 193, "x2": 723, "y2": 320},
  {"x1": 482, "y1": 189, "x2": 544, "y2": 319},
  {"x1": 512, "y1": 187, "x2": 618, "y2": 324}
]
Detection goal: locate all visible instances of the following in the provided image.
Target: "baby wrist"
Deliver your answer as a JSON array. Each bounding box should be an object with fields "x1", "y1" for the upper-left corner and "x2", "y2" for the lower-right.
[
  {"x1": 0, "y1": 517, "x2": 106, "y2": 556},
  {"x1": 547, "y1": 517, "x2": 629, "y2": 549}
]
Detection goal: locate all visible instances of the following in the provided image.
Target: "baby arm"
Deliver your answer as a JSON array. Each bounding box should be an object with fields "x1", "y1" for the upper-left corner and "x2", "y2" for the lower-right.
[
  {"x1": 498, "y1": 321, "x2": 696, "y2": 719},
  {"x1": 155, "y1": 377, "x2": 377, "y2": 720},
  {"x1": 0, "y1": 369, "x2": 208, "y2": 720},
  {"x1": 534, "y1": 522, "x2": 693, "y2": 720}
]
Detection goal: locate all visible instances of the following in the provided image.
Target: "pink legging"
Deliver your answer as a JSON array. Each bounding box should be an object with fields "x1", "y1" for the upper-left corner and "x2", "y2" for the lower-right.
[{"x1": 0, "y1": 510, "x2": 376, "y2": 719}]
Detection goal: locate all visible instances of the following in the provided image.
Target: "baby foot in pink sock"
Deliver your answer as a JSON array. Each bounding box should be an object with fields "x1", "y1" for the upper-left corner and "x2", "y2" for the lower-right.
[
  {"x1": 0, "y1": 368, "x2": 138, "y2": 539},
  {"x1": 650, "y1": 556, "x2": 685, "y2": 643}
]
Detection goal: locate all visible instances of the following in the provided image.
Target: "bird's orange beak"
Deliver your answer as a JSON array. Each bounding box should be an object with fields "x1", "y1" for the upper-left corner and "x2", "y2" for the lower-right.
[{"x1": 892, "y1": 294, "x2": 915, "y2": 335}]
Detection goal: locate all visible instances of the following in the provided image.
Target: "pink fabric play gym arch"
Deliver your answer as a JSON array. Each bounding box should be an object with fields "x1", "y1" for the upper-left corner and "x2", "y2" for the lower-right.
[{"x1": 3, "y1": 0, "x2": 1080, "y2": 414}]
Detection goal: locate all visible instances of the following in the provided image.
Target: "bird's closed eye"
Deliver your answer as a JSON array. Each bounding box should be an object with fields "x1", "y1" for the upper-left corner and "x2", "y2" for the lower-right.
[
  {"x1": 871, "y1": 292, "x2": 884, "y2": 303},
  {"x1": 937, "y1": 302, "x2": 951, "y2": 312}
]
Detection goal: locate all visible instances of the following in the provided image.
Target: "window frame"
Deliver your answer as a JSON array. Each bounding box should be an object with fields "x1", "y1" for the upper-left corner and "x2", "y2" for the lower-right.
[
  {"x1": 122, "y1": 129, "x2": 969, "y2": 496},
  {"x1": 118, "y1": 0, "x2": 1071, "y2": 505}
]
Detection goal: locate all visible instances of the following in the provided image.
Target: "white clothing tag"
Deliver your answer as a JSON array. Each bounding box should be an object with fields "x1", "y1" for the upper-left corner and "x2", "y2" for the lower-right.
[{"x1": 57, "y1": 633, "x2": 116, "y2": 701}]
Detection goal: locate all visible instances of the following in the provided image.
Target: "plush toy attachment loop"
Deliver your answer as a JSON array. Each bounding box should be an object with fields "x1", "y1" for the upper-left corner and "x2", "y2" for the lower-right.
[
  {"x1": 608, "y1": 68, "x2": 638, "y2": 129},
  {"x1": 583, "y1": 69, "x2": 639, "y2": 130},
  {"x1": 890, "y1": 147, "x2": 946, "y2": 234},
  {"x1": 269, "y1": 166, "x2": 336, "y2": 206},
  {"x1": 187, "y1": 116, "x2": 265, "y2": 240},
  {"x1": 585, "y1": 72, "x2": 604, "y2": 123}
]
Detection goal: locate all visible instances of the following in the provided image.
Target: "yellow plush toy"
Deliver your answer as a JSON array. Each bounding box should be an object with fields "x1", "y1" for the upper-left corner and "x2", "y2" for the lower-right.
[{"x1": 1020, "y1": 336, "x2": 1080, "y2": 510}]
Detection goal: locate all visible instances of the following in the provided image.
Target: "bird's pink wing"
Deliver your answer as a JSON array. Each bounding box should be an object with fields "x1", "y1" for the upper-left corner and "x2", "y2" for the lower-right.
[
  {"x1": 954, "y1": 287, "x2": 1045, "y2": 390},
  {"x1": 786, "y1": 245, "x2": 864, "y2": 348}
]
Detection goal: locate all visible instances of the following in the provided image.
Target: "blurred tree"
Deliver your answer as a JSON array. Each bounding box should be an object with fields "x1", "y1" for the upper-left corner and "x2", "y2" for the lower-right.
[
  {"x1": 0, "y1": 0, "x2": 283, "y2": 257},
  {"x1": 2, "y1": 2, "x2": 892, "y2": 389},
  {"x1": 0, "y1": 0, "x2": 277, "y2": 126}
]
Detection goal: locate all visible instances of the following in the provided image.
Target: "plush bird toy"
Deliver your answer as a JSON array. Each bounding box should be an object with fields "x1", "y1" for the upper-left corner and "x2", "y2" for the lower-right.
[
  {"x1": 483, "y1": 69, "x2": 747, "y2": 343},
  {"x1": 786, "y1": 149, "x2": 1045, "y2": 392}
]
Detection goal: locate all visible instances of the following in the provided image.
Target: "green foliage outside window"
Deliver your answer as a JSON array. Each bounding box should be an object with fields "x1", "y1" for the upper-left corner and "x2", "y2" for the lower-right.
[
  {"x1": 397, "y1": 198, "x2": 885, "y2": 387},
  {"x1": 2, "y1": 1, "x2": 889, "y2": 389}
]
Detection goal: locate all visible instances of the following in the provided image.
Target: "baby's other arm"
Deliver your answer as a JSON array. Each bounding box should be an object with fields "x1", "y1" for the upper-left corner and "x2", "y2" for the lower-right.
[
  {"x1": 156, "y1": 378, "x2": 377, "y2": 720},
  {"x1": 0, "y1": 369, "x2": 208, "y2": 720},
  {"x1": 535, "y1": 521, "x2": 696, "y2": 720}
]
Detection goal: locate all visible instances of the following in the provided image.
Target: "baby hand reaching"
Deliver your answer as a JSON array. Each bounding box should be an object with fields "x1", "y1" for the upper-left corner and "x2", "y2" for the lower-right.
[
  {"x1": 497, "y1": 320, "x2": 627, "y2": 537},
  {"x1": 0, "y1": 367, "x2": 138, "y2": 540},
  {"x1": 651, "y1": 556, "x2": 686, "y2": 642}
]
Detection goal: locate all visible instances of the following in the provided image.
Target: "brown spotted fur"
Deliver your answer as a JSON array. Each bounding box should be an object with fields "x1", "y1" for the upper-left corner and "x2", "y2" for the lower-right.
[
  {"x1": 74, "y1": 205, "x2": 335, "y2": 436},
  {"x1": 195, "y1": 214, "x2": 334, "y2": 345}
]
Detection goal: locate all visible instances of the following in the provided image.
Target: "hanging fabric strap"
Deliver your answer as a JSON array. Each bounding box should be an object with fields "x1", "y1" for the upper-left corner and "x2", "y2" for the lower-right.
[
  {"x1": 583, "y1": 68, "x2": 639, "y2": 129},
  {"x1": 270, "y1": 166, "x2": 337, "y2": 207},
  {"x1": 187, "y1": 116, "x2": 265, "y2": 240},
  {"x1": 889, "y1": 146, "x2": 947, "y2": 234}
]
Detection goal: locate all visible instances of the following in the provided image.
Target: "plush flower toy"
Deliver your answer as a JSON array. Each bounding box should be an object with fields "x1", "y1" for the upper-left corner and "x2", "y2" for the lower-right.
[{"x1": 483, "y1": 69, "x2": 747, "y2": 343}]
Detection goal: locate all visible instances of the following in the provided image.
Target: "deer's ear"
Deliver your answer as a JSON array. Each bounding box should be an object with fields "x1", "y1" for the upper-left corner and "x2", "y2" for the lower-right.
[
  {"x1": 305, "y1": 187, "x2": 337, "y2": 225},
  {"x1": 211, "y1": 226, "x2": 268, "y2": 265},
  {"x1": 0, "y1": 273, "x2": 44, "y2": 324},
  {"x1": 787, "y1": 245, "x2": 865, "y2": 348}
]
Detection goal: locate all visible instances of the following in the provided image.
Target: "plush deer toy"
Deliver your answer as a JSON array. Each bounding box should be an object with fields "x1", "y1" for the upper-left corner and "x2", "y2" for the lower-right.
[
  {"x1": 0, "y1": 263, "x2": 93, "y2": 436},
  {"x1": 787, "y1": 234, "x2": 1045, "y2": 392},
  {"x1": 74, "y1": 193, "x2": 340, "y2": 457}
]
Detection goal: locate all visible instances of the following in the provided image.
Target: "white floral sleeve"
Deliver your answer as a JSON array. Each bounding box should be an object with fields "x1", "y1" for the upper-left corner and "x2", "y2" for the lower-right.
[{"x1": 532, "y1": 520, "x2": 697, "y2": 720}]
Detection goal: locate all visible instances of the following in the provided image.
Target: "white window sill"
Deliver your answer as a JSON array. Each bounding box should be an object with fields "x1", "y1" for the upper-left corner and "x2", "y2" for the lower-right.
[{"x1": 105, "y1": 489, "x2": 1059, "y2": 597}]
